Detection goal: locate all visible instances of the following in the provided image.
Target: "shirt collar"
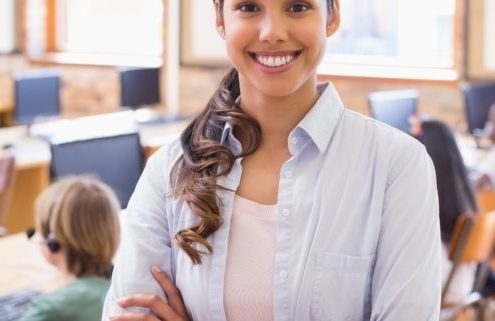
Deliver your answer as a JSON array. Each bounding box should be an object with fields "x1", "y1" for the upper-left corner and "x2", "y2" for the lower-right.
[
  {"x1": 294, "y1": 82, "x2": 345, "y2": 153},
  {"x1": 219, "y1": 82, "x2": 344, "y2": 154},
  {"x1": 220, "y1": 121, "x2": 242, "y2": 155}
]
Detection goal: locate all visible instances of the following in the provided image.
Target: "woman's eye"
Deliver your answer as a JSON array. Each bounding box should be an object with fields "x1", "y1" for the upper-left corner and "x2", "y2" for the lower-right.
[
  {"x1": 239, "y1": 4, "x2": 259, "y2": 12},
  {"x1": 288, "y1": 3, "x2": 310, "y2": 12}
]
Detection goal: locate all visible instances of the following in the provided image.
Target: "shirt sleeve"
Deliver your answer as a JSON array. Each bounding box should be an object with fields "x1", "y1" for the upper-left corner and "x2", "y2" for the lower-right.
[
  {"x1": 370, "y1": 142, "x2": 441, "y2": 321},
  {"x1": 102, "y1": 147, "x2": 174, "y2": 320},
  {"x1": 19, "y1": 297, "x2": 59, "y2": 321}
]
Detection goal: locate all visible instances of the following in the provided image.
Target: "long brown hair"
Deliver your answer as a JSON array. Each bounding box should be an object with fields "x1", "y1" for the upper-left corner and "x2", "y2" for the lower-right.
[
  {"x1": 171, "y1": 69, "x2": 260, "y2": 264},
  {"x1": 172, "y1": 0, "x2": 336, "y2": 264}
]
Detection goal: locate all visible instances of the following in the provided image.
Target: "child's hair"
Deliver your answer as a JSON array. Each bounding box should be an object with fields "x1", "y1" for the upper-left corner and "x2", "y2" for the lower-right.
[
  {"x1": 172, "y1": 0, "x2": 336, "y2": 264},
  {"x1": 35, "y1": 176, "x2": 120, "y2": 278},
  {"x1": 415, "y1": 120, "x2": 478, "y2": 244}
]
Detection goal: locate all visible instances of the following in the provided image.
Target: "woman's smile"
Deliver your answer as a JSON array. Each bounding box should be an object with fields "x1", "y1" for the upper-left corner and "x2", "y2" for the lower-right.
[{"x1": 248, "y1": 50, "x2": 303, "y2": 73}]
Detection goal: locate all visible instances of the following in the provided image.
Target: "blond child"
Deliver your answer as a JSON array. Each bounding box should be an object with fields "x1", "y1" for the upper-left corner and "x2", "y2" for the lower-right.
[{"x1": 21, "y1": 176, "x2": 120, "y2": 321}]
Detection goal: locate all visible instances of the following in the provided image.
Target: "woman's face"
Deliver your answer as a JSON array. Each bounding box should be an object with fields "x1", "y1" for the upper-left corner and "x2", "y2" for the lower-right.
[{"x1": 216, "y1": 0, "x2": 339, "y2": 98}]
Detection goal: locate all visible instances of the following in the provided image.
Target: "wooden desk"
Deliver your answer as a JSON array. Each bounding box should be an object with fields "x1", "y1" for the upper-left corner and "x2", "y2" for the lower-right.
[
  {"x1": 0, "y1": 75, "x2": 13, "y2": 126},
  {"x1": 0, "y1": 233, "x2": 61, "y2": 295},
  {"x1": 0, "y1": 115, "x2": 188, "y2": 235},
  {"x1": 1, "y1": 127, "x2": 50, "y2": 234}
]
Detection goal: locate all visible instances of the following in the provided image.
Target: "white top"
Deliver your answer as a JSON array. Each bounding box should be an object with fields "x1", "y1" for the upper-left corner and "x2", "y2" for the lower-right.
[
  {"x1": 480, "y1": 146, "x2": 495, "y2": 184},
  {"x1": 102, "y1": 82, "x2": 441, "y2": 321},
  {"x1": 223, "y1": 195, "x2": 277, "y2": 321}
]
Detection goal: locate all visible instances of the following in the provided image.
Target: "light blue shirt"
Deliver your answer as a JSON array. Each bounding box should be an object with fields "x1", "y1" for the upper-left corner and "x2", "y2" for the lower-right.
[{"x1": 103, "y1": 83, "x2": 441, "y2": 321}]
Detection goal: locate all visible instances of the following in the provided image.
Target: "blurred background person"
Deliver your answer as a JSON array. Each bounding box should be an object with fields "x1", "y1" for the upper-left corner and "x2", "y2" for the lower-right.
[{"x1": 20, "y1": 176, "x2": 120, "y2": 321}]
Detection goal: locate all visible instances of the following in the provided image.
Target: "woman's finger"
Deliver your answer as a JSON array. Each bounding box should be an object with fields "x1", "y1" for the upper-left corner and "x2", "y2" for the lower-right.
[
  {"x1": 150, "y1": 266, "x2": 188, "y2": 320},
  {"x1": 117, "y1": 294, "x2": 177, "y2": 320},
  {"x1": 109, "y1": 311, "x2": 158, "y2": 321}
]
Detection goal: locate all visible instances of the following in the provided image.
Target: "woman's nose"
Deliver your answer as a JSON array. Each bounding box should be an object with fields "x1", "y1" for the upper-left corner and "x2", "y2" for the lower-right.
[{"x1": 258, "y1": 14, "x2": 289, "y2": 44}]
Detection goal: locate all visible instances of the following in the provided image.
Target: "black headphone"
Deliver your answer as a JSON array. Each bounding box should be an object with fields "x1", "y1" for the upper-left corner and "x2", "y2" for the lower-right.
[{"x1": 26, "y1": 199, "x2": 61, "y2": 253}]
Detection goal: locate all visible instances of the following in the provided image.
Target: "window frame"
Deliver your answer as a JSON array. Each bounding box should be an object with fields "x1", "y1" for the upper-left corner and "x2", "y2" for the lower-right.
[
  {"x1": 318, "y1": 0, "x2": 465, "y2": 82},
  {"x1": 0, "y1": 0, "x2": 19, "y2": 54},
  {"x1": 25, "y1": 0, "x2": 164, "y2": 68}
]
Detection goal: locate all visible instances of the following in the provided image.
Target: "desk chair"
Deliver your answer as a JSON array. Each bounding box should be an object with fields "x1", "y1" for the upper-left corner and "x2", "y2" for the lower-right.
[
  {"x1": 368, "y1": 89, "x2": 419, "y2": 133},
  {"x1": 442, "y1": 212, "x2": 495, "y2": 320},
  {"x1": 49, "y1": 132, "x2": 144, "y2": 209},
  {"x1": 477, "y1": 190, "x2": 495, "y2": 214},
  {"x1": 119, "y1": 67, "x2": 185, "y2": 124},
  {"x1": 462, "y1": 82, "x2": 495, "y2": 138},
  {"x1": 119, "y1": 67, "x2": 161, "y2": 109},
  {"x1": 0, "y1": 156, "x2": 15, "y2": 237},
  {"x1": 13, "y1": 69, "x2": 60, "y2": 126}
]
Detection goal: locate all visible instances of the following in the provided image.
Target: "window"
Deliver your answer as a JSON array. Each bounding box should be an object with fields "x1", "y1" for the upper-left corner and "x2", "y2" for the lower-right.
[
  {"x1": 0, "y1": 0, "x2": 16, "y2": 53},
  {"x1": 323, "y1": 0, "x2": 457, "y2": 78},
  {"x1": 58, "y1": 0, "x2": 163, "y2": 57}
]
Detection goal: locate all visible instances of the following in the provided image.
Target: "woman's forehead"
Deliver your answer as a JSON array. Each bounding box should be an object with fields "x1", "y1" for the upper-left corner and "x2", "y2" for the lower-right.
[{"x1": 223, "y1": 0, "x2": 325, "y2": 5}]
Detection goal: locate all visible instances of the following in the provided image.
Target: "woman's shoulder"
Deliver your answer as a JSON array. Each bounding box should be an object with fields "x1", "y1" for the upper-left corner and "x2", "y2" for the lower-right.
[
  {"x1": 144, "y1": 136, "x2": 184, "y2": 177},
  {"x1": 341, "y1": 108, "x2": 426, "y2": 155},
  {"x1": 148, "y1": 136, "x2": 183, "y2": 165}
]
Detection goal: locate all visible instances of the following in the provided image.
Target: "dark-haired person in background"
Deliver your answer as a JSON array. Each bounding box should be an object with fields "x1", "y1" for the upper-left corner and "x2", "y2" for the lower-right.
[
  {"x1": 414, "y1": 120, "x2": 478, "y2": 304},
  {"x1": 21, "y1": 176, "x2": 120, "y2": 321},
  {"x1": 103, "y1": 0, "x2": 440, "y2": 320},
  {"x1": 477, "y1": 103, "x2": 495, "y2": 189}
]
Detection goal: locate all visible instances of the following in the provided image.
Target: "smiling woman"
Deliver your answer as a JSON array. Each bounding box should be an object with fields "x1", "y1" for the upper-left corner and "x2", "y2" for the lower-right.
[{"x1": 103, "y1": 0, "x2": 441, "y2": 320}]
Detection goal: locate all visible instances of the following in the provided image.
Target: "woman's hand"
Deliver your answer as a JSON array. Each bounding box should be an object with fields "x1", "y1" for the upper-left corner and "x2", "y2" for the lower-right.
[{"x1": 109, "y1": 266, "x2": 189, "y2": 321}]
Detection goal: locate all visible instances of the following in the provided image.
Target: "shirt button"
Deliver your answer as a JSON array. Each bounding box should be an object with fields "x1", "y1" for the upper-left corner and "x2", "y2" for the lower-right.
[
  {"x1": 279, "y1": 270, "x2": 288, "y2": 279},
  {"x1": 284, "y1": 171, "x2": 293, "y2": 178},
  {"x1": 290, "y1": 137, "x2": 298, "y2": 145},
  {"x1": 282, "y1": 209, "x2": 290, "y2": 217}
]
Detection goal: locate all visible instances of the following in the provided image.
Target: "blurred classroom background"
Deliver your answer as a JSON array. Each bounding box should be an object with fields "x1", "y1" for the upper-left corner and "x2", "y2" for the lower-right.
[{"x1": 1, "y1": 0, "x2": 495, "y2": 320}]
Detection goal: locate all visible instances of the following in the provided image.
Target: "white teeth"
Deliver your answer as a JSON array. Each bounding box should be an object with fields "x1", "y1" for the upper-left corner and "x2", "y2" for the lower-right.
[{"x1": 255, "y1": 53, "x2": 295, "y2": 67}]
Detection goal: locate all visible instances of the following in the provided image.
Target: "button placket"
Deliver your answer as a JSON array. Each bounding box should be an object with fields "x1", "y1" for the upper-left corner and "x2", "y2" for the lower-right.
[
  {"x1": 284, "y1": 170, "x2": 293, "y2": 179},
  {"x1": 274, "y1": 160, "x2": 296, "y2": 321}
]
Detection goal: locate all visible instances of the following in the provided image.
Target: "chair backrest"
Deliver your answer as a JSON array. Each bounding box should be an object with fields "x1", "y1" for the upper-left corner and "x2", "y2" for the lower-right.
[
  {"x1": 368, "y1": 89, "x2": 419, "y2": 133},
  {"x1": 461, "y1": 81, "x2": 495, "y2": 136},
  {"x1": 119, "y1": 67, "x2": 161, "y2": 109},
  {"x1": 449, "y1": 212, "x2": 495, "y2": 263},
  {"x1": 14, "y1": 69, "x2": 61, "y2": 125},
  {"x1": 442, "y1": 212, "x2": 495, "y2": 305},
  {"x1": 0, "y1": 156, "x2": 15, "y2": 236},
  {"x1": 49, "y1": 132, "x2": 144, "y2": 209},
  {"x1": 476, "y1": 189, "x2": 495, "y2": 214}
]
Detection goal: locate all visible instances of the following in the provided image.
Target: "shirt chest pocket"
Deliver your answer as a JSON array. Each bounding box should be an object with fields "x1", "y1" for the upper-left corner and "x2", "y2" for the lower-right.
[{"x1": 310, "y1": 252, "x2": 375, "y2": 321}]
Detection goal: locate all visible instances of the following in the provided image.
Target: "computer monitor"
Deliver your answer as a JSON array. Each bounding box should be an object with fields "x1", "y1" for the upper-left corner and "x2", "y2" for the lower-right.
[
  {"x1": 119, "y1": 67, "x2": 161, "y2": 109},
  {"x1": 50, "y1": 132, "x2": 144, "y2": 208},
  {"x1": 462, "y1": 82, "x2": 495, "y2": 135},
  {"x1": 368, "y1": 90, "x2": 419, "y2": 133},
  {"x1": 14, "y1": 70, "x2": 60, "y2": 125}
]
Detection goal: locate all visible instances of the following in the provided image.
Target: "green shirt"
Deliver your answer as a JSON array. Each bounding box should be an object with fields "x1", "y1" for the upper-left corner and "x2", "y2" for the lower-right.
[{"x1": 20, "y1": 277, "x2": 110, "y2": 321}]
